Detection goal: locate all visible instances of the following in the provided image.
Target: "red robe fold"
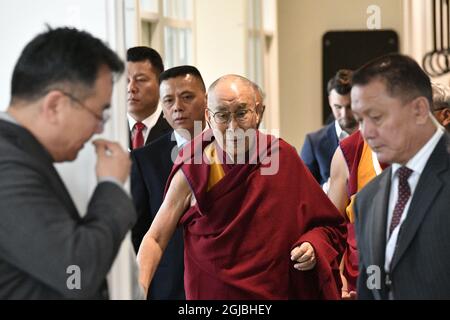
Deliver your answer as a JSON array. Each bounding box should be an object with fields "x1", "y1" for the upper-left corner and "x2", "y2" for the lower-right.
[
  {"x1": 166, "y1": 129, "x2": 346, "y2": 299},
  {"x1": 340, "y1": 131, "x2": 365, "y2": 292}
]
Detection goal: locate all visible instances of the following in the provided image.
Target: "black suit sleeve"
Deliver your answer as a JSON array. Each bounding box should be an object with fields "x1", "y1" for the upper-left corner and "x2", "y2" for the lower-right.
[
  {"x1": 0, "y1": 160, "x2": 136, "y2": 299},
  {"x1": 354, "y1": 196, "x2": 374, "y2": 300},
  {"x1": 130, "y1": 151, "x2": 152, "y2": 253},
  {"x1": 300, "y1": 134, "x2": 321, "y2": 183}
]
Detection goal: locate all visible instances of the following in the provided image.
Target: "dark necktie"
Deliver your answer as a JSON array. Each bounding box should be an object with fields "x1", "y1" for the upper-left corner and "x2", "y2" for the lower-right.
[
  {"x1": 132, "y1": 122, "x2": 146, "y2": 150},
  {"x1": 389, "y1": 166, "x2": 413, "y2": 237}
]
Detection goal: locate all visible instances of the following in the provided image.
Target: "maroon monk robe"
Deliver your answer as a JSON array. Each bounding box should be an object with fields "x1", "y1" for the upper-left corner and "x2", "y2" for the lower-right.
[{"x1": 165, "y1": 129, "x2": 346, "y2": 299}]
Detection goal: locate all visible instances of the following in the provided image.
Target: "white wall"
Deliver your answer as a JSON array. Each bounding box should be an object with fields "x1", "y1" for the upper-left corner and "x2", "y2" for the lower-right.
[
  {"x1": 0, "y1": 0, "x2": 137, "y2": 300},
  {"x1": 195, "y1": 0, "x2": 247, "y2": 87},
  {"x1": 0, "y1": 0, "x2": 108, "y2": 111},
  {"x1": 278, "y1": 0, "x2": 404, "y2": 150}
]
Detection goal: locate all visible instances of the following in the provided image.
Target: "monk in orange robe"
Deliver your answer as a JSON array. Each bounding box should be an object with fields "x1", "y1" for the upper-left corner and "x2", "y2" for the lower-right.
[
  {"x1": 137, "y1": 75, "x2": 346, "y2": 299},
  {"x1": 328, "y1": 130, "x2": 387, "y2": 298}
]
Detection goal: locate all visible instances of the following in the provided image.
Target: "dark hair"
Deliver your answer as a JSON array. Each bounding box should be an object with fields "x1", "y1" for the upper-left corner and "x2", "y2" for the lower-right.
[
  {"x1": 127, "y1": 46, "x2": 164, "y2": 76},
  {"x1": 11, "y1": 26, "x2": 124, "y2": 101},
  {"x1": 352, "y1": 53, "x2": 432, "y2": 105},
  {"x1": 327, "y1": 69, "x2": 353, "y2": 95},
  {"x1": 159, "y1": 65, "x2": 206, "y2": 91}
]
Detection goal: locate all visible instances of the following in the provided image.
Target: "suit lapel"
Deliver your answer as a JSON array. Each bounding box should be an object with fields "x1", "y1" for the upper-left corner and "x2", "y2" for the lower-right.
[
  {"x1": 47, "y1": 166, "x2": 81, "y2": 220},
  {"x1": 369, "y1": 169, "x2": 391, "y2": 272},
  {"x1": 145, "y1": 112, "x2": 171, "y2": 145},
  {"x1": 325, "y1": 122, "x2": 339, "y2": 151},
  {"x1": 1, "y1": 120, "x2": 80, "y2": 220},
  {"x1": 390, "y1": 136, "x2": 448, "y2": 271}
]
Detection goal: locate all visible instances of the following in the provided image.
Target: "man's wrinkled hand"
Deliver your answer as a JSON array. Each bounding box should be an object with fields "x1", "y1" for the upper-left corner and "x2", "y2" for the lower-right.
[{"x1": 290, "y1": 242, "x2": 316, "y2": 271}]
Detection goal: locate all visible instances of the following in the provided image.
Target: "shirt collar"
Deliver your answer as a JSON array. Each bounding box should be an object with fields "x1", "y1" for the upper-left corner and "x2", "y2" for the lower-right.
[
  {"x1": 335, "y1": 120, "x2": 349, "y2": 141},
  {"x1": 0, "y1": 111, "x2": 19, "y2": 124},
  {"x1": 173, "y1": 130, "x2": 189, "y2": 148},
  {"x1": 127, "y1": 103, "x2": 162, "y2": 131},
  {"x1": 391, "y1": 126, "x2": 445, "y2": 177}
]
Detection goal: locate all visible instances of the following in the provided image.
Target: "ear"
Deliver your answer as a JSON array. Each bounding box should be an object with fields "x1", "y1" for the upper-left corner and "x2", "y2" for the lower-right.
[
  {"x1": 204, "y1": 108, "x2": 212, "y2": 128},
  {"x1": 259, "y1": 104, "x2": 266, "y2": 119},
  {"x1": 41, "y1": 90, "x2": 65, "y2": 125},
  {"x1": 411, "y1": 96, "x2": 431, "y2": 124}
]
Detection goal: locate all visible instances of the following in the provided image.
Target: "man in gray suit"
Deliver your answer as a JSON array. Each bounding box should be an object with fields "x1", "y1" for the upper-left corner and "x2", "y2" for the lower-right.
[
  {"x1": 352, "y1": 53, "x2": 450, "y2": 299},
  {"x1": 0, "y1": 27, "x2": 137, "y2": 299}
]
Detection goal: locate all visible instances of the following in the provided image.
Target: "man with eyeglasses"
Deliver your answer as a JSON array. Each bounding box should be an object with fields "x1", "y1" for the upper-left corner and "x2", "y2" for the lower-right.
[
  {"x1": 0, "y1": 27, "x2": 137, "y2": 299},
  {"x1": 137, "y1": 74, "x2": 346, "y2": 299}
]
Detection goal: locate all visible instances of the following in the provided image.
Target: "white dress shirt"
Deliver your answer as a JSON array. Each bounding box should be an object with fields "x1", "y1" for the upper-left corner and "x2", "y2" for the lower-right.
[
  {"x1": 385, "y1": 126, "x2": 445, "y2": 271},
  {"x1": 173, "y1": 130, "x2": 189, "y2": 148},
  {"x1": 335, "y1": 120, "x2": 350, "y2": 141},
  {"x1": 322, "y1": 121, "x2": 352, "y2": 194},
  {"x1": 127, "y1": 104, "x2": 163, "y2": 143}
]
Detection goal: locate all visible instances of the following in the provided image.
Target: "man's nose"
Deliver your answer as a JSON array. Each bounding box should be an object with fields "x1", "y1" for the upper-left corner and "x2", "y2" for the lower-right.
[
  {"x1": 173, "y1": 98, "x2": 185, "y2": 112},
  {"x1": 343, "y1": 107, "x2": 352, "y2": 118},
  {"x1": 360, "y1": 120, "x2": 375, "y2": 140},
  {"x1": 127, "y1": 79, "x2": 137, "y2": 93},
  {"x1": 227, "y1": 116, "x2": 239, "y2": 131}
]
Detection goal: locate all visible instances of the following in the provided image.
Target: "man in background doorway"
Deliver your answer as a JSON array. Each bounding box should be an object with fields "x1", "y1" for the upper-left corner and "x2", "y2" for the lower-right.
[{"x1": 300, "y1": 69, "x2": 358, "y2": 191}]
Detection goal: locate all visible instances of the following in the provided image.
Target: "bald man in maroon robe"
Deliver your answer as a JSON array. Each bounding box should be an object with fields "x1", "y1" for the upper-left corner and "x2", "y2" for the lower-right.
[{"x1": 137, "y1": 75, "x2": 346, "y2": 299}]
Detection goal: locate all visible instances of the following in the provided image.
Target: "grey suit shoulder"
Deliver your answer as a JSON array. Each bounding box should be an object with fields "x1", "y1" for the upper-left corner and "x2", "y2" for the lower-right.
[{"x1": 0, "y1": 119, "x2": 137, "y2": 299}]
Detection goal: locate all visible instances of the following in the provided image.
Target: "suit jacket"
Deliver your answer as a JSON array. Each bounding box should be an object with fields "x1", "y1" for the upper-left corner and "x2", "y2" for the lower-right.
[
  {"x1": 129, "y1": 112, "x2": 172, "y2": 150},
  {"x1": 131, "y1": 131, "x2": 185, "y2": 299},
  {"x1": 0, "y1": 118, "x2": 137, "y2": 299},
  {"x1": 300, "y1": 122, "x2": 339, "y2": 185},
  {"x1": 355, "y1": 133, "x2": 450, "y2": 299}
]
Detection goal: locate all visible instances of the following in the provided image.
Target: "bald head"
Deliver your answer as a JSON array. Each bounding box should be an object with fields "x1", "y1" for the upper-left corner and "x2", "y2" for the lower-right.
[
  {"x1": 207, "y1": 75, "x2": 256, "y2": 106},
  {"x1": 205, "y1": 74, "x2": 260, "y2": 160}
]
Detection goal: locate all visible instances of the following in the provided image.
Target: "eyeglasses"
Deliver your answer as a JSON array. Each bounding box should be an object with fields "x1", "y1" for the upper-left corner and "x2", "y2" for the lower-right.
[
  {"x1": 59, "y1": 91, "x2": 110, "y2": 126},
  {"x1": 208, "y1": 108, "x2": 256, "y2": 124}
]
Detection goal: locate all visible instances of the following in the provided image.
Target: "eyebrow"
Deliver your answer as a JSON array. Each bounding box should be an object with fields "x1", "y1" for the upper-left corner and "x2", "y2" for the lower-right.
[
  {"x1": 213, "y1": 106, "x2": 228, "y2": 112},
  {"x1": 130, "y1": 73, "x2": 149, "y2": 78},
  {"x1": 333, "y1": 103, "x2": 351, "y2": 108}
]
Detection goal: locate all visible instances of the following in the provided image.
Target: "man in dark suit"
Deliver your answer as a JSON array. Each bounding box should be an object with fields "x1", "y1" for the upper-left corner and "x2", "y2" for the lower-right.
[
  {"x1": 131, "y1": 66, "x2": 207, "y2": 299},
  {"x1": 0, "y1": 27, "x2": 137, "y2": 299},
  {"x1": 300, "y1": 69, "x2": 358, "y2": 189},
  {"x1": 127, "y1": 47, "x2": 171, "y2": 150},
  {"x1": 352, "y1": 53, "x2": 450, "y2": 299}
]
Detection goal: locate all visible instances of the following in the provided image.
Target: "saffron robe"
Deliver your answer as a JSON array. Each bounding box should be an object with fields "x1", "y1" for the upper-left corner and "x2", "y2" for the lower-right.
[
  {"x1": 340, "y1": 130, "x2": 387, "y2": 292},
  {"x1": 167, "y1": 129, "x2": 346, "y2": 299}
]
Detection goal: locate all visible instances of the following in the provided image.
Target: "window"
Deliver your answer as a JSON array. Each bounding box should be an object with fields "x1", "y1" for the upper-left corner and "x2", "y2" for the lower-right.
[
  {"x1": 128, "y1": 0, "x2": 194, "y2": 68},
  {"x1": 247, "y1": 0, "x2": 279, "y2": 131},
  {"x1": 247, "y1": 0, "x2": 264, "y2": 88}
]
